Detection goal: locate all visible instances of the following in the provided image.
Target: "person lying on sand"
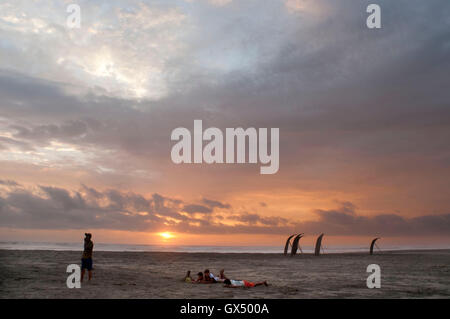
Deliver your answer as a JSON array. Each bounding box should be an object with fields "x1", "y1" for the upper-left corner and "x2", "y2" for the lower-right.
[
  {"x1": 219, "y1": 269, "x2": 228, "y2": 280},
  {"x1": 183, "y1": 270, "x2": 193, "y2": 283},
  {"x1": 204, "y1": 269, "x2": 217, "y2": 282},
  {"x1": 204, "y1": 269, "x2": 228, "y2": 282},
  {"x1": 193, "y1": 271, "x2": 215, "y2": 284},
  {"x1": 195, "y1": 272, "x2": 204, "y2": 282},
  {"x1": 223, "y1": 278, "x2": 268, "y2": 288}
]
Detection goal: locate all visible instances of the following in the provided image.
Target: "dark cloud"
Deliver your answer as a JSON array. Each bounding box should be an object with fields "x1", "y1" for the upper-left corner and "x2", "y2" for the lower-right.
[
  {"x1": 0, "y1": 136, "x2": 34, "y2": 151},
  {"x1": 81, "y1": 184, "x2": 104, "y2": 199},
  {"x1": 202, "y1": 198, "x2": 231, "y2": 209},
  {"x1": 0, "y1": 182, "x2": 448, "y2": 237},
  {"x1": 183, "y1": 204, "x2": 213, "y2": 215},
  {"x1": 40, "y1": 186, "x2": 86, "y2": 211},
  {"x1": 0, "y1": 180, "x2": 20, "y2": 187},
  {"x1": 299, "y1": 204, "x2": 450, "y2": 237},
  {"x1": 10, "y1": 120, "x2": 89, "y2": 142},
  {"x1": 229, "y1": 213, "x2": 289, "y2": 227}
]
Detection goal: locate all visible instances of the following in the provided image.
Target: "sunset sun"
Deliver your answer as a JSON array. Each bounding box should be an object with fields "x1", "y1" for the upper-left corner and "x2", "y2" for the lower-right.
[{"x1": 159, "y1": 232, "x2": 174, "y2": 240}]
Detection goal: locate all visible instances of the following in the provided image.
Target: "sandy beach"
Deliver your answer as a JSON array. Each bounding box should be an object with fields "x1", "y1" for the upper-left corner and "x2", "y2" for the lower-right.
[{"x1": 1, "y1": 249, "x2": 449, "y2": 299}]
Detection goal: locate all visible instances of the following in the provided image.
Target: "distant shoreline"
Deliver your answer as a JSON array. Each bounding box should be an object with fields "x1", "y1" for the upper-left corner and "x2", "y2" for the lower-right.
[
  {"x1": 1, "y1": 248, "x2": 449, "y2": 255},
  {"x1": 1, "y1": 241, "x2": 449, "y2": 254}
]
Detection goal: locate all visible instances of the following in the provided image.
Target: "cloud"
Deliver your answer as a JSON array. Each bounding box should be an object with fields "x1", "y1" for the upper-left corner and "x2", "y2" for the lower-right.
[
  {"x1": 0, "y1": 1, "x2": 189, "y2": 99},
  {"x1": 284, "y1": 0, "x2": 330, "y2": 17},
  {"x1": 202, "y1": 198, "x2": 231, "y2": 209},
  {"x1": 185, "y1": 0, "x2": 233, "y2": 6},
  {"x1": 0, "y1": 0, "x2": 449, "y2": 226},
  {"x1": 229, "y1": 212, "x2": 289, "y2": 226},
  {"x1": 301, "y1": 203, "x2": 450, "y2": 237},
  {"x1": 10, "y1": 120, "x2": 89, "y2": 141},
  {"x1": 182, "y1": 204, "x2": 213, "y2": 214},
  {"x1": 0, "y1": 179, "x2": 20, "y2": 187},
  {"x1": 0, "y1": 181, "x2": 449, "y2": 237},
  {"x1": 0, "y1": 136, "x2": 34, "y2": 151}
]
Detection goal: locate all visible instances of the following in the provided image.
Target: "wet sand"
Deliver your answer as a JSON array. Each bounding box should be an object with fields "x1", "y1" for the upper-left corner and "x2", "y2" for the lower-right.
[{"x1": 1, "y1": 249, "x2": 449, "y2": 298}]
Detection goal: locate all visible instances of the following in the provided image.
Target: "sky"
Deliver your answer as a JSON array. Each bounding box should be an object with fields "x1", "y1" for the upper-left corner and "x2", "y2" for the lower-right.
[{"x1": 0, "y1": 0, "x2": 449, "y2": 247}]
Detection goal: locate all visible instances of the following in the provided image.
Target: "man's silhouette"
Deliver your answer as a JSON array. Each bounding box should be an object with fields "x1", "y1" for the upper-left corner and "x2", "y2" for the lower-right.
[{"x1": 81, "y1": 233, "x2": 94, "y2": 282}]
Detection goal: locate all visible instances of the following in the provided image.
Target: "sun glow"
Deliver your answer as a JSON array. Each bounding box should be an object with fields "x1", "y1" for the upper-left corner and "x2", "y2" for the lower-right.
[{"x1": 159, "y1": 232, "x2": 174, "y2": 239}]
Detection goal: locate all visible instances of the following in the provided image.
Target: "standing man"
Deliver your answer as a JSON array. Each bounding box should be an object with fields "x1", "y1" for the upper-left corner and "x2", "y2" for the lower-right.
[{"x1": 81, "y1": 233, "x2": 94, "y2": 282}]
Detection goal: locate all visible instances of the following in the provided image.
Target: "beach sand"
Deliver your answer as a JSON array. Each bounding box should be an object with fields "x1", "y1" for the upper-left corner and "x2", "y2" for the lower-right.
[{"x1": 1, "y1": 249, "x2": 449, "y2": 298}]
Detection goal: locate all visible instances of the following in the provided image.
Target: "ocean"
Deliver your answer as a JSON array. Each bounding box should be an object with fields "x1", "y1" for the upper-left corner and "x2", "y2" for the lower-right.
[{"x1": 1, "y1": 241, "x2": 448, "y2": 254}]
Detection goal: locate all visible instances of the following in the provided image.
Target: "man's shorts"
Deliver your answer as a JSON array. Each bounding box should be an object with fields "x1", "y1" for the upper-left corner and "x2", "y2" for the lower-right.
[
  {"x1": 81, "y1": 258, "x2": 93, "y2": 271},
  {"x1": 243, "y1": 280, "x2": 255, "y2": 288}
]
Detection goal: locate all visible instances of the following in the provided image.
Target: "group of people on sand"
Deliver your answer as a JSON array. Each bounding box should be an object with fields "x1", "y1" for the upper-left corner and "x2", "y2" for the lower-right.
[
  {"x1": 81, "y1": 232, "x2": 268, "y2": 288},
  {"x1": 184, "y1": 269, "x2": 268, "y2": 288}
]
